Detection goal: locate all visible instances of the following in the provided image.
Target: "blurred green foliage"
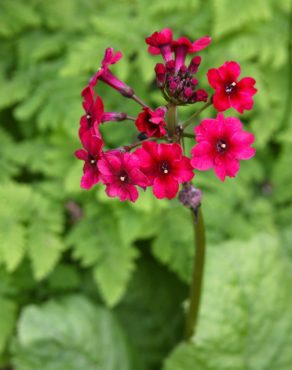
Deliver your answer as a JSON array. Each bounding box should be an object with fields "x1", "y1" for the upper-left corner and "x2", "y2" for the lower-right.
[{"x1": 0, "y1": 0, "x2": 291, "y2": 369}]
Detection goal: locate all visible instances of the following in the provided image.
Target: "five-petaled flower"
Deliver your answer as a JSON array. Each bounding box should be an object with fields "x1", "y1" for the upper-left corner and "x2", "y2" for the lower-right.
[
  {"x1": 191, "y1": 113, "x2": 256, "y2": 181},
  {"x1": 146, "y1": 28, "x2": 173, "y2": 62},
  {"x1": 75, "y1": 130, "x2": 104, "y2": 189},
  {"x1": 98, "y1": 151, "x2": 149, "y2": 202},
  {"x1": 207, "y1": 61, "x2": 257, "y2": 114},
  {"x1": 135, "y1": 142, "x2": 194, "y2": 199},
  {"x1": 135, "y1": 107, "x2": 167, "y2": 138}
]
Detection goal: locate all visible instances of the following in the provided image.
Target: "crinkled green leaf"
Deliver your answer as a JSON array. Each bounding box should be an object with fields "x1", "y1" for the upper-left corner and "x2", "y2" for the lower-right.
[
  {"x1": 164, "y1": 233, "x2": 292, "y2": 370},
  {"x1": 12, "y1": 295, "x2": 133, "y2": 370}
]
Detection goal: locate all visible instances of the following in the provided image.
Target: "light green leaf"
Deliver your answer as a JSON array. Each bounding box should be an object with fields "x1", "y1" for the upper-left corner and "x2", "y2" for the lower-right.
[
  {"x1": 212, "y1": 0, "x2": 272, "y2": 37},
  {"x1": 68, "y1": 204, "x2": 138, "y2": 306},
  {"x1": 0, "y1": 221, "x2": 26, "y2": 271},
  {"x1": 12, "y1": 295, "x2": 133, "y2": 370},
  {"x1": 164, "y1": 233, "x2": 292, "y2": 370}
]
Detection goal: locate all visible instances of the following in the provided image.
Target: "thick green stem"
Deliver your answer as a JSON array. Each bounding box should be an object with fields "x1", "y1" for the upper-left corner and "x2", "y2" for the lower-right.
[
  {"x1": 167, "y1": 104, "x2": 178, "y2": 136},
  {"x1": 185, "y1": 207, "x2": 206, "y2": 341}
]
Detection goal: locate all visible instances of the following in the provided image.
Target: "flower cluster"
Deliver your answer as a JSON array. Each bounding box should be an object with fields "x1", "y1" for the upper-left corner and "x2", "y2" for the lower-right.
[{"x1": 76, "y1": 28, "x2": 257, "y2": 202}]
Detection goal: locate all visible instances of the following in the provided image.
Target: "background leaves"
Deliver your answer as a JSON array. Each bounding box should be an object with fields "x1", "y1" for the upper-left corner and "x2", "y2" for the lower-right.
[{"x1": 0, "y1": 0, "x2": 291, "y2": 369}]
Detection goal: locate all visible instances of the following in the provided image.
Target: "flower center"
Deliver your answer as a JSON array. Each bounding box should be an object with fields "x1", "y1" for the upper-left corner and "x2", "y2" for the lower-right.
[
  {"x1": 216, "y1": 139, "x2": 228, "y2": 153},
  {"x1": 119, "y1": 171, "x2": 129, "y2": 183},
  {"x1": 160, "y1": 161, "x2": 170, "y2": 174},
  {"x1": 86, "y1": 113, "x2": 92, "y2": 126},
  {"x1": 225, "y1": 81, "x2": 236, "y2": 94},
  {"x1": 89, "y1": 156, "x2": 96, "y2": 166}
]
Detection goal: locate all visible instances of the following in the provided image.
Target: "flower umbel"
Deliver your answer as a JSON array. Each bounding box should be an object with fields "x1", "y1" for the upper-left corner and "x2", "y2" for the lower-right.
[{"x1": 76, "y1": 28, "x2": 257, "y2": 202}]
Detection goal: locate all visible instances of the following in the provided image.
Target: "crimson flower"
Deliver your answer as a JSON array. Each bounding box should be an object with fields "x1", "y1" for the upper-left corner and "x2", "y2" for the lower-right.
[
  {"x1": 75, "y1": 130, "x2": 103, "y2": 189},
  {"x1": 146, "y1": 28, "x2": 173, "y2": 62},
  {"x1": 98, "y1": 151, "x2": 149, "y2": 202},
  {"x1": 79, "y1": 86, "x2": 104, "y2": 137},
  {"x1": 135, "y1": 107, "x2": 167, "y2": 138},
  {"x1": 207, "y1": 61, "x2": 257, "y2": 114},
  {"x1": 191, "y1": 113, "x2": 256, "y2": 181},
  {"x1": 89, "y1": 48, "x2": 134, "y2": 97},
  {"x1": 80, "y1": 86, "x2": 129, "y2": 138},
  {"x1": 135, "y1": 142, "x2": 194, "y2": 199},
  {"x1": 172, "y1": 36, "x2": 211, "y2": 72}
]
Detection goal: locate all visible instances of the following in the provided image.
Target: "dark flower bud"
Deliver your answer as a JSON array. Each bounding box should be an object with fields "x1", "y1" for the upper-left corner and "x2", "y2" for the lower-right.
[{"x1": 178, "y1": 184, "x2": 202, "y2": 212}]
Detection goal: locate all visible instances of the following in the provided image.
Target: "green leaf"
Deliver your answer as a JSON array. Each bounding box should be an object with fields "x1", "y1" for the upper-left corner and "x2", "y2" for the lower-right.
[
  {"x1": 47, "y1": 264, "x2": 81, "y2": 292},
  {"x1": 27, "y1": 194, "x2": 65, "y2": 280},
  {"x1": 0, "y1": 0, "x2": 40, "y2": 38},
  {"x1": 0, "y1": 297, "x2": 17, "y2": 354},
  {"x1": 164, "y1": 233, "x2": 292, "y2": 370},
  {"x1": 67, "y1": 204, "x2": 138, "y2": 306},
  {"x1": 152, "y1": 203, "x2": 194, "y2": 282},
  {"x1": 0, "y1": 221, "x2": 26, "y2": 272},
  {"x1": 116, "y1": 255, "x2": 187, "y2": 370},
  {"x1": 212, "y1": 0, "x2": 272, "y2": 37},
  {"x1": 12, "y1": 295, "x2": 133, "y2": 370}
]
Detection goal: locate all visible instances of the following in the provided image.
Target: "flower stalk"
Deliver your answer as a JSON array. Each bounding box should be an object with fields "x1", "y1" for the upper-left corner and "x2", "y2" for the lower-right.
[
  {"x1": 167, "y1": 104, "x2": 178, "y2": 136},
  {"x1": 182, "y1": 100, "x2": 212, "y2": 129},
  {"x1": 185, "y1": 207, "x2": 206, "y2": 340}
]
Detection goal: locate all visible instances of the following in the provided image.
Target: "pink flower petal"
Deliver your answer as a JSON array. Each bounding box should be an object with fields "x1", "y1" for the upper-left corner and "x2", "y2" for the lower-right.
[
  {"x1": 191, "y1": 36, "x2": 212, "y2": 52},
  {"x1": 75, "y1": 149, "x2": 88, "y2": 161},
  {"x1": 153, "y1": 176, "x2": 179, "y2": 200},
  {"x1": 207, "y1": 68, "x2": 223, "y2": 88},
  {"x1": 213, "y1": 91, "x2": 231, "y2": 112}
]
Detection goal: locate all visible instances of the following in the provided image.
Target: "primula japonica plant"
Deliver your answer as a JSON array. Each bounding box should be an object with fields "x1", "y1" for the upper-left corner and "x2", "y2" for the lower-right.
[{"x1": 75, "y1": 28, "x2": 257, "y2": 340}]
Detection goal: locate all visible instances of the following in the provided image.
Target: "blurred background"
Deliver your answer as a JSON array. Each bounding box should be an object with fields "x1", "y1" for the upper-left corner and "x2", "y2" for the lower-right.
[{"x1": 0, "y1": 0, "x2": 291, "y2": 369}]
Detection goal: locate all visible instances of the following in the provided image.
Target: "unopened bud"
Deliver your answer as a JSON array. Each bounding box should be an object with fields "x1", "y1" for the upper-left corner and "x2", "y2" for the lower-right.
[{"x1": 179, "y1": 184, "x2": 202, "y2": 212}]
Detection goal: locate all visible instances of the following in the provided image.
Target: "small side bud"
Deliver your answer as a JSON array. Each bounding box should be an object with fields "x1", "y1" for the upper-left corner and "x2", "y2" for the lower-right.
[{"x1": 179, "y1": 184, "x2": 202, "y2": 213}]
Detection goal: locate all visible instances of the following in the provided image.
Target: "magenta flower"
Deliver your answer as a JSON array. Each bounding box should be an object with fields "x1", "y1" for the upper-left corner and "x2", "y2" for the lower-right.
[
  {"x1": 191, "y1": 113, "x2": 256, "y2": 181},
  {"x1": 98, "y1": 151, "x2": 149, "y2": 202},
  {"x1": 135, "y1": 107, "x2": 167, "y2": 138},
  {"x1": 172, "y1": 36, "x2": 211, "y2": 72},
  {"x1": 146, "y1": 28, "x2": 173, "y2": 62},
  {"x1": 207, "y1": 61, "x2": 257, "y2": 114},
  {"x1": 75, "y1": 130, "x2": 104, "y2": 189},
  {"x1": 79, "y1": 86, "x2": 104, "y2": 137},
  {"x1": 135, "y1": 142, "x2": 194, "y2": 199},
  {"x1": 89, "y1": 48, "x2": 134, "y2": 97},
  {"x1": 80, "y1": 86, "x2": 129, "y2": 137}
]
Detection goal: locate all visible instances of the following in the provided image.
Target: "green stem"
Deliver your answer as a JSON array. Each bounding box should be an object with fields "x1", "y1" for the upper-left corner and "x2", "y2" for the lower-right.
[
  {"x1": 132, "y1": 94, "x2": 148, "y2": 108},
  {"x1": 182, "y1": 100, "x2": 212, "y2": 129},
  {"x1": 183, "y1": 133, "x2": 196, "y2": 139},
  {"x1": 167, "y1": 104, "x2": 178, "y2": 136},
  {"x1": 185, "y1": 207, "x2": 206, "y2": 341}
]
